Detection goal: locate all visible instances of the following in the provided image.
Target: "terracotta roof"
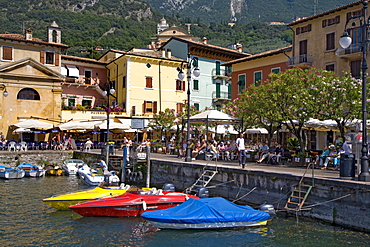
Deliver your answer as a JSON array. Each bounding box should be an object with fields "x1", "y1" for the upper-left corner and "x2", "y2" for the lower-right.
[
  {"x1": 61, "y1": 55, "x2": 108, "y2": 65},
  {"x1": 222, "y1": 46, "x2": 292, "y2": 66},
  {"x1": 161, "y1": 36, "x2": 251, "y2": 57},
  {"x1": 288, "y1": 1, "x2": 362, "y2": 26},
  {"x1": 0, "y1": 33, "x2": 69, "y2": 48}
]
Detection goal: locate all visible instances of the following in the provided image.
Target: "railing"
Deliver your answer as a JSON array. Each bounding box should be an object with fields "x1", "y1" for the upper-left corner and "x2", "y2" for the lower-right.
[
  {"x1": 287, "y1": 54, "x2": 313, "y2": 66},
  {"x1": 211, "y1": 68, "x2": 232, "y2": 78},
  {"x1": 336, "y1": 43, "x2": 362, "y2": 57},
  {"x1": 212, "y1": 91, "x2": 231, "y2": 100}
]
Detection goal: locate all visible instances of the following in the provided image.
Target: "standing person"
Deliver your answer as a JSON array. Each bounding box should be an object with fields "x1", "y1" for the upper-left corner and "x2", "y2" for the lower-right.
[
  {"x1": 236, "y1": 133, "x2": 247, "y2": 168},
  {"x1": 98, "y1": 158, "x2": 108, "y2": 174}
]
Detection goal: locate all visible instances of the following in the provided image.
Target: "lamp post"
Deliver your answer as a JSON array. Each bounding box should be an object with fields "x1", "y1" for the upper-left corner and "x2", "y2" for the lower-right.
[
  {"x1": 0, "y1": 84, "x2": 8, "y2": 97},
  {"x1": 339, "y1": 0, "x2": 370, "y2": 181},
  {"x1": 178, "y1": 53, "x2": 200, "y2": 162},
  {"x1": 103, "y1": 81, "x2": 116, "y2": 166}
]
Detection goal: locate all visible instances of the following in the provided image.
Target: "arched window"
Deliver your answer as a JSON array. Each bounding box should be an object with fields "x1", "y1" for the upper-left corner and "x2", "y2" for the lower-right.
[{"x1": 17, "y1": 88, "x2": 40, "y2": 100}]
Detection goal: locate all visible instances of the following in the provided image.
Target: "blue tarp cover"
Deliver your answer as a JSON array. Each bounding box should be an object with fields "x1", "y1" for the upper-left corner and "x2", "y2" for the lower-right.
[
  {"x1": 141, "y1": 197, "x2": 270, "y2": 224},
  {"x1": 17, "y1": 163, "x2": 38, "y2": 169}
]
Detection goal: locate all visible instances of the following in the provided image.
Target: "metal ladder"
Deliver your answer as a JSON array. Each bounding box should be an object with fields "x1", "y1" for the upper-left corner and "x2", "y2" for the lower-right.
[
  {"x1": 185, "y1": 169, "x2": 218, "y2": 194},
  {"x1": 284, "y1": 162, "x2": 315, "y2": 211}
]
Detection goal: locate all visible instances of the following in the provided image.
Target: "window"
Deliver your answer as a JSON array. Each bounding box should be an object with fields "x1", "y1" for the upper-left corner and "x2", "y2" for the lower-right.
[
  {"x1": 193, "y1": 79, "x2": 199, "y2": 90},
  {"x1": 347, "y1": 10, "x2": 363, "y2": 21},
  {"x1": 17, "y1": 88, "x2": 40, "y2": 100},
  {"x1": 123, "y1": 76, "x2": 126, "y2": 88},
  {"x1": 271, "y1": 68, "x2": 280, "y2": 74},
  {"x1": 68, "y1": 97, "x2": 75, "y2": 107},
  {"x1": 296, "y1": 24, "x2": 312, "y2": 34},
  {"x1": 84, "y1": 70, "x2": 92, "y2": 84},
  {"x1": 176, "y1": 103, "x2": 183, "y2": 113},
  {"x1": 238, "y1": 74, "x2": 246, "y2": 93},
  {"x1": 194, "y1": 103, "x2": 200, "y2": 111},
  {"x1": 145, "y1": 77, "x2": 153, "y2": 88},
  {"x1": 326, "y1": 64, "x2": 335, "y2": 72},
  {"x1": 176, "y1": 79, "x2": 185, "y2": 91},
  {"x1": 350, "y1": 60, "x2": 361, "y2": 79},
  {"x1": 215, "y1": 61, "x2": 221, "y2": 75},
  {"x1": 2, "y1": 46, "x2": 13, "y2": 61},
  {"x1": 326, "y1": 33, "x2": 335, "y2": 51},
  {"x1": 82, "y1": 97, "x2": 92, "y2": 107},
  {"x1": 299, "y1": 40, "x2": 308, "y2": 63},
  {"x1": 254, "y1": 71, "x2": 262, "y2": 86},
  {"x1": 322, "y1": 16, "x2": 340, "y2": 28},
  {"x1": 45, "y1": 52, "x2": 54, "y2": 65},
  {"x1": 144, "y1": 100, "x2": 157, "y2": 113}
]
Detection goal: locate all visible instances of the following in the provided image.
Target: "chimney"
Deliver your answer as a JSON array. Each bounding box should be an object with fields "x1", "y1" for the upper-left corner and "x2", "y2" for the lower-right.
[
  {"x1": 25, "y1": 28, "x2": 33, "y2": 40},
  {"x1": 236, "y1": 43, "x2": 243, "y2": 53},
  {"x1": 162, "y1": 48, "x2": 166, "y2": 58},
  {"x1": 202, "y1": 37, "x2": 207, "y2": 44},
  {"x1": 167, "y1": 49, "x2": 172, "y2": 59}
]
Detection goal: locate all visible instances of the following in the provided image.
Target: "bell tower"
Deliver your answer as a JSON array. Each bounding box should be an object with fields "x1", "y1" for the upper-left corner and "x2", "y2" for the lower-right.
[{"x1": 47, "y1": 21, "x2": 61, "y2": 44}]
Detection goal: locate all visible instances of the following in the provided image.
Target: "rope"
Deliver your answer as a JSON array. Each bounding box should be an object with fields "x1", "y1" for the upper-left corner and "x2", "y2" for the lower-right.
[
  {"x1": 300, "y1": 193, "x2": 352, "y2": 209},
  {"x1": 232, "y1": 187, "x2": 257, "y2": 203},
  {"x1": 206, "y1": 180, "x2": 235, "y2": 188}
]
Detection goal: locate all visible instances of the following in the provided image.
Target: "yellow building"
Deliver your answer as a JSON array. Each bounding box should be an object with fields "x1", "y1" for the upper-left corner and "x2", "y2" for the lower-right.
[
  {"x1": 0, "y1": 22, "x2": 68, "y2": 140},
  {"x1": 102, "y1": 48, "x2": 186, "y2": 118},
  {"x1": 288, "y1": 1, "x2": 363, "y2": 77}
]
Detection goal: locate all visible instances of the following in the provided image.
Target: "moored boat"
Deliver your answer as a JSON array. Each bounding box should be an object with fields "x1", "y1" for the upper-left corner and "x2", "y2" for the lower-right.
[
  {"x1": 62, "y1": 159, "x2": 86, "y2": 175},
  {"x1": 69, "y1": 188, "x2": 199, "y2": 217},
  {"x1": 17, "y1": 163, "x2": 45, "y2": 177},
  {"x1": 77, "y1": 166, "x2": 120, "y2": 186},
  {"x1": 43, "y1": 184, "x2": 132, "y2": 210},
  {"x1": 0, "y1": 165, "x2": 25, "y2": 179},
  {"x1": 141, "y1": 197, "x2": 272, "y2": 229},
  {"x1": 44, "y1": 164, "x2": 63, "y2": 176}
]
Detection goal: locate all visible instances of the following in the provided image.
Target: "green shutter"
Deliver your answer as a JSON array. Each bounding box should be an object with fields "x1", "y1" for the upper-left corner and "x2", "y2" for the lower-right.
[
  {"x1": 238, "y1": 74, "x2": 245, "y2": 93},
  {"x1": 193, "y1": 80, "x2": 199, "y2": 90},
  {"x1": 216, "y1": 83, "x2": 221, "y2": 98},
  {"x1": 216, "y1": 61, "x2": 221, "y2": 75}
]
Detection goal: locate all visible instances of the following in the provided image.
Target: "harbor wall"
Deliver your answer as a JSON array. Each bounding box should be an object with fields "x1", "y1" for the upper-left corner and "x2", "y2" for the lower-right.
[
  {"x1": 0, "y1": 151, "x2": 72, "y2": 167},
  {"x1": 148, "y1": 159, "x2": 370, "y2": 233}
]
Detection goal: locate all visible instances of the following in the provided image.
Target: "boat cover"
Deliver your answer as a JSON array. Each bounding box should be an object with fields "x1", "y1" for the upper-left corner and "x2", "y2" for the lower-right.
[
  {"x1": 17, "y1": 163, "x2": 40, "y2": 169},
  {"x1": 141, "y1": 197, "x2": 270, "y2": 224}
]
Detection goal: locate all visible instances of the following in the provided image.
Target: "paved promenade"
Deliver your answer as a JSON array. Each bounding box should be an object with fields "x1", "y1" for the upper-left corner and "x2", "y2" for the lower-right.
[{"x1": 103, "y1": 149, "x2": 370, "y2": 185}]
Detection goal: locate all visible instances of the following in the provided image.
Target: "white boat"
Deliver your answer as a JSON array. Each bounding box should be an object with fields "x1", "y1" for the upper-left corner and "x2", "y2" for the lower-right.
[
  {"x1": 62, "y1": 159, "x2": 86, "y2": 175},
  {"x1": 76, "y1": 165, "x2": 120, "y2": 186},
  {"x1": 0, "y1": 165, "x2": 25, "y2": 179},
  {"x1": 17, "y1": 163, "x2": 45, "y2": 177}
]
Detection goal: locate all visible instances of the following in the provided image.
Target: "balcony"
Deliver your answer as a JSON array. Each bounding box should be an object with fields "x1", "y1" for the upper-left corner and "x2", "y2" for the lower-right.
[
  {"x1": 63, "y1": 77, "x2": 100, "y2": 86},
  {"x1": 336, "y1": 44, "x2": 362, "y2": 59},
  {"x1": 212, "y1": 91, "x2": 231, "y2": 102},
  {"x1": 212, "y1": 68, "x2": 232, "y2": 80},
  {"x1": 287, "y1": 54, "x2": 313, "y2": 68}
]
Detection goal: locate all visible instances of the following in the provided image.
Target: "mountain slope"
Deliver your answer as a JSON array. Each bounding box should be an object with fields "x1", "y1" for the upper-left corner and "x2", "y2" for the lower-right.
[{"x1": 143, "y1": 0, "x2": 355, "y2": 24}]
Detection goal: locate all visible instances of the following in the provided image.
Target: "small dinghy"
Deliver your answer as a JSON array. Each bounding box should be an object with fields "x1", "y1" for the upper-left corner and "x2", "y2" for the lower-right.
[
  {"x1": 17, "y1": 163, "x2": 45, "y2": 177},
  {"x1": 0, "y1": 165, "x2": 25, "y2": 179},
  {"x1": 141, "y1": 197, "x2": 272, "y2": 229}
]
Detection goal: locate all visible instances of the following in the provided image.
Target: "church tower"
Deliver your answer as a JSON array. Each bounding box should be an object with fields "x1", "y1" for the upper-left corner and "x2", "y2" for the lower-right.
[{"x1": 47, "y1": 21, "x2": 61, "y2": 44}]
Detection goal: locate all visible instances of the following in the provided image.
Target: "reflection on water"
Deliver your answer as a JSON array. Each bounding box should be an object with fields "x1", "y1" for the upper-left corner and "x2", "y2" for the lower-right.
[{"x1": 0, "y1": 176, "x2": 369, "y2": 247}]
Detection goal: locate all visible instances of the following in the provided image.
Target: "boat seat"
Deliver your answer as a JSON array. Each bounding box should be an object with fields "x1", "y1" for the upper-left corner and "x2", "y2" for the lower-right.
[
  {"x1": 150, "y1": 187, "x2": 157, "y2": 194},
  {"x1": 157, "y1": 189, "x2": 164, "y2": 195}
]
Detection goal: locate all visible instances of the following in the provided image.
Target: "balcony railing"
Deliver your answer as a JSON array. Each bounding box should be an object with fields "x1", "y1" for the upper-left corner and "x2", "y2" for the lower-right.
[
  {"x1": 212, "y1": 91, "x2": 231, "y2": 100},
  {"x1": 287, "y1": 54, "x2": 313, "y2": 66},
  {"x1": 336, "y1": 43, "x2": 362, "y2": 58},
  {"x1": 212, "y1": 68, "x2": 232, "y2": 78},
  {"x1": 63, "y1": 77, "x2": 100, "y2": 86}
]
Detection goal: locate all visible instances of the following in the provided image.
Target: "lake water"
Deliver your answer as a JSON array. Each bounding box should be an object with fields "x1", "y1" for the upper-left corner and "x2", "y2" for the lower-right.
[{"x1": 1, "y1": 176, "x2": 369, "y2": 247}]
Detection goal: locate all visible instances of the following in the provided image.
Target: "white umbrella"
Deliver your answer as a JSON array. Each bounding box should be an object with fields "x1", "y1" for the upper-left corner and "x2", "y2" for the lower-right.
[
  {"x1": 57, "y1": 121, "x2": 96, "y2": 131},
  {"x1": 12, "y1": 119, "x2": 53, "y2": 129},
  {"x1": 12, "y1": 128, "x2": 31, "y2": 133},
  {"x1": 189, "y1": 109, "x2": 240, "y2": 124},
  {"x1": 96, "y1": 120, "x2": 130, "y2": 130},
  {"x1": 244, "y1": 128, "x2": 268, "y2": 134},
  {"x1": 209, "y1": 125, "x2": 238, "y2": 134}
]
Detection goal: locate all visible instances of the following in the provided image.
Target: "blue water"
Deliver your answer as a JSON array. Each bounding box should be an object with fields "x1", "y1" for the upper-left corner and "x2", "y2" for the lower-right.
[{"x1": 1, "y1": 176, "x2": 369, "y2": 247}]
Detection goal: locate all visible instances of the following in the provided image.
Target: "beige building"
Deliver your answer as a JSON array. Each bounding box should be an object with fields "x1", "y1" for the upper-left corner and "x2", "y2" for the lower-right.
[
  {"x1": 288, "y1": 1, "x2": 364, "y2": 78},
  {"x1": 0, "y1": 22, "x2": 68, "y2": 140}
]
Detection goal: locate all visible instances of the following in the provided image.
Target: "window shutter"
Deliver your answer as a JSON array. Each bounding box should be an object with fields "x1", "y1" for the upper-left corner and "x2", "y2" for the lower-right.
[
  {"x1": 322, "y1": 20, "x2": 327, "y2": 28},
  {"x1": 2, "y1": 46, "x2": 12, "y2": 60},
  {"x1": 153, "y1": 101, "x2": 157, "y2": 114},
  {"x1": 308, "y1": 24, "x2": 312, "y2": 32},
  {"x1": 347, "y1": 12, "x2": 352, "y2": 21},
  {"x1": 55, "y1": 53, "x2": 60, "y2": 66},
  {"x1": 40, "y1": 51, "x2": 45, "y2": 64},
  {"x1": 143, "y1": 101, "x2": 147, "y2": 113},
  {"x1": 335, "y1": 15, "x2": 340, "y2": 24},
  {"x1": 296, "y1": 27, "x2": 301, "y2": 35},
  {"x1": 182, "y1": 80, "x2": 185, "y2": 91}
]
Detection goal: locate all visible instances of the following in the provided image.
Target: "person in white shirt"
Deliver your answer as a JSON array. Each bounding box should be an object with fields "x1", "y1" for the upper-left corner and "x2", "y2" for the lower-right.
[{"x1": 236, "y1": 133, "x2": 247, "y2": 168}]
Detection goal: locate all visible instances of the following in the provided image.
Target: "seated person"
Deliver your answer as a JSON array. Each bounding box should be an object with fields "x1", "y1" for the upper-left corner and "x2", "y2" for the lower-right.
[
  {"x1": 209, "y1": 141, "x2": 219, "y2": 160},
  {"x1": 257, "y1": 144, "x2": 276, "y2": 163},
  {"x1": 166, "y1": 140, "x2": 175, "y2": 154},
  {"x1": 192, "y1": 139, "x2": 207, "y2": 160},
  {"x1": 270, "y1": 143, "x2": 284, "y2": 164},
  {"x1": 315, "y1": 147, "x2": 328, "y2": 167},
  {"x1": 320, "y1": 145, "x2": 338, "y2": 169},
  {"x1": 217, "y1": 142, "x2": 228, "y2": 160}
]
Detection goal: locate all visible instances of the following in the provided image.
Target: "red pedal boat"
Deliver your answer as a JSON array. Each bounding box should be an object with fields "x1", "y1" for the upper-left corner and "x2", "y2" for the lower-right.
[{"x1": 69, "y1": 189, "x2": 198, "y2": 217}]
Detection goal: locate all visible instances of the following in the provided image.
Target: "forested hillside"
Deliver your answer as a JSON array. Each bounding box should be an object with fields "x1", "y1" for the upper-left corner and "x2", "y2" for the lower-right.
[{"x1": 0, "y1": 0, "x2": 350, "y2": 57}]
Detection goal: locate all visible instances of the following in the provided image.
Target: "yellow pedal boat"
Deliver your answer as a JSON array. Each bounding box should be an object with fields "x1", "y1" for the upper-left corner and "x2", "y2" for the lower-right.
[{"x1": 43, "y1": 184, "x2": 132, "y2": 210}]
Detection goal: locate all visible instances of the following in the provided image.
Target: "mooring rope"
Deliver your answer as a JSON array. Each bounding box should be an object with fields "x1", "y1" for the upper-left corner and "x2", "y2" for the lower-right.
[
  {"x1": 232, "y1": 187, "x2": 257, "y2": 203},
  {"x1": 300, "y1": 193, "x2": 352, "y2": 209}
]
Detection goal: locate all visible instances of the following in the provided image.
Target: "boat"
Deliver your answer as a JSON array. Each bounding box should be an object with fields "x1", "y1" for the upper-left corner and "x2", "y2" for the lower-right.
[
  {"x1": 62, "y1": 159, "x2": 86, "y2": 175},
  {"x1": 44, "y1": 164, "x2": 63, "y2": 176},
  {"x1": 77, "y1": 165, "x2": 120, "y2": 186},
  {"x1": 17, "y1": 163, "x2": 45, "y2": 177},
  {"x1": 43, "y1": 184, "x2": 132, "y2": 210},
  {"x1": 69, "y1": 188, "x2": 199, "y2": 217},
  {"x1": 0, "y1": 165, "x2": 25, "y2": 179},
  {"x1": 141, "y1": 197, "x2": 272, "y2": 229}
]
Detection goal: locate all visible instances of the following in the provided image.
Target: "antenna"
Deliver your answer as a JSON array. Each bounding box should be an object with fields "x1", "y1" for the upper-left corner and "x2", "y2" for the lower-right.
[{"x1": 313, "y1": 0, "x2": 318, "y2": 15}]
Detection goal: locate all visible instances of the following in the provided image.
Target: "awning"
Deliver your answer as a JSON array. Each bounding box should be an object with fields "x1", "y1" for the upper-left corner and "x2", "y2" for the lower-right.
[
  {"x1": 65, "y1": 65, "x2": 79, "y2": 78},
  {"x1": 57, "y1": 121, "x2": 96, "y2": 131},
  {"x1": 61, "y1": 66, "x2": 68, "y2": 76},
  {"x1": 96, "y1": 120, "x2": 130, "y2": 130}
]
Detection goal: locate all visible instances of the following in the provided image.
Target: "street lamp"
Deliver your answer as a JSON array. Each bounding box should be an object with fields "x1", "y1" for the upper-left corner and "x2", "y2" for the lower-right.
[
  {"x1": 178, "y1": 53, "x2": 200, "y2": 162},
  {"x1": 103, "y1": 81, "x2": 116, "y2": 166},
  {"x1": 339, "y1": 0, "x2": 370, "y2": 181},
  {"x1": 0, "y1": 84, "x2": 8, "y2": 97}
]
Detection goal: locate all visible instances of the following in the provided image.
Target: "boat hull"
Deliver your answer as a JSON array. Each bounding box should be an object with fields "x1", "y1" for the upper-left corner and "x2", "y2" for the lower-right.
[
  {"x1": 78, "y1": 171, "x2": 120, "y2": 186},
  {"x1": 69, "y1": 191, "x2": 198, "y2": 217},
  {"x1": 0, "y1": 169, "x2": 25, "y2": 179},
  {"x1": 43, "y1": 186, "x2": 129, "y2": 210},
  {"x1": 45, "y1": 169, "x2": 63, "y2": 176},
  {"x1": 24, "y1": 170, "x2": 45, "y2": 177},
  {"x1": 147, "y1": 220, "x2": 268, "y2": 230}
]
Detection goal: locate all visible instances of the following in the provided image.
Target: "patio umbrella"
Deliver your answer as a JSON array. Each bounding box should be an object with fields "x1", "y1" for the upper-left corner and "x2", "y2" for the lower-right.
[
  {"x1": 12, "y1": 119, "x2": 53, "y2": 129},
  {"x1": 57, "y1": 121, "x2": 96, "y2": 131},
  {"x1": 95, "y1": 120, "x2": 130, "y2": 130},
  {"x1": 33, "y1": 130, "x2": 46, "y2": 134},
  {"x1": 12, "y1": 128, "x2": 31, "y2": 133},
  {"x1": 244, "y1": 128, "x2": 268, "y2": 134}
]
